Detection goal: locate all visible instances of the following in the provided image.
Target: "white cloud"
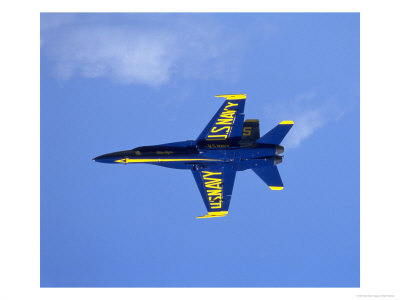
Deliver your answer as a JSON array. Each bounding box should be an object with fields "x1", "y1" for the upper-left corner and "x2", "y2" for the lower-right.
[
  {"x1": 263, "y1": 92, "x2": 345, "y2": 147},
  {"x1": 43, "y1": 25, "x2": 176, "y2": 86},
  {"x1": 41, "y1": 15, "x2": 243, "y2": 86}
]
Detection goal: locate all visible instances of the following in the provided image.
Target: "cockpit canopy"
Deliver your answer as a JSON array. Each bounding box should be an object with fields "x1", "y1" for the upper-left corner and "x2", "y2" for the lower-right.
[{"x1": 131, "y1": 144, "x2": 198, "y2": 156}]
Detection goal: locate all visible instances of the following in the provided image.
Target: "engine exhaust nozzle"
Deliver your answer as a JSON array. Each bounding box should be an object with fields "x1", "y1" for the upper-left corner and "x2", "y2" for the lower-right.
[
  {"x1": 276, "y1": 145, "x2": 284, "y2": 155},
  {"x1": 274, "y1": 156, "x2": 283, "y2": 165}
]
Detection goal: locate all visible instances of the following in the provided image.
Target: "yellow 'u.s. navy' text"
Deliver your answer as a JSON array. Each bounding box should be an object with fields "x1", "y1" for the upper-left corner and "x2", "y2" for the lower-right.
[
  {"x1": 202, "y1": 171, "x2": 223, "y2": 209},
  {"x1": 206, "y1": 101, "x2": 239, "y2": 141}
]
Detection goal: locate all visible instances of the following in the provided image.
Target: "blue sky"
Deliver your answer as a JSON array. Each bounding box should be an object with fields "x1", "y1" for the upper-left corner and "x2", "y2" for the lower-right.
[{"x1": 40, "y1": 13, "x2": 359, "y2": 287}]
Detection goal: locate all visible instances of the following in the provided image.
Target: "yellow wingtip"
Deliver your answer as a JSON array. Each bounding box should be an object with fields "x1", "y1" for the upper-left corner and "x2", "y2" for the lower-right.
[
  {"x1": 215, "y1": 94, "x2": 246, "y2": 100},
  {"x1": 270, "y1": 186, "x2": 284, "y2": 190},
  {"x1": 279, "y1": 120, "x2": 294, "y2": 125},
  {"x1": 196, "y1": 211, "x2": 228, "y2": 219}
]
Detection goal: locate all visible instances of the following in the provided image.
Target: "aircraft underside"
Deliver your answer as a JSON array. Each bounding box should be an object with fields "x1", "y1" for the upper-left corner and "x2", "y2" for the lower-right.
[{"x1": 93, "y1": 94, "x2": 293, "y2": 218}]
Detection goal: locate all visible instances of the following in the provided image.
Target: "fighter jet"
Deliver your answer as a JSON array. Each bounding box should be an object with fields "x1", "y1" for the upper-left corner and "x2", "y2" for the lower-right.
[{"x1": 93, "y1": 94, "x2": 293, "y2": 218}]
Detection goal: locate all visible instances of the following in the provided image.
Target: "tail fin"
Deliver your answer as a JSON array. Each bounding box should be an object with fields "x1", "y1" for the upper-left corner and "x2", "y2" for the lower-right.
[
  {"x1": 240, "y1": 119, "x2": 260, "y2": 144},
  {"x1": 256, "y1": 120, "x2": 294, "y2": 145},
  {"x1": 252, "y1": 166, "x2": 284, "y2": 190}
]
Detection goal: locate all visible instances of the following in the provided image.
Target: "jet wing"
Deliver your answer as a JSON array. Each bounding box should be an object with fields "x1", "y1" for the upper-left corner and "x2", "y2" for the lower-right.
[
  {"x1": 197, "y1": 94, "x2": 246, "y2": 142},
  {"x1": 191, "y1": 165, "x2": 236, "y2": 218}
]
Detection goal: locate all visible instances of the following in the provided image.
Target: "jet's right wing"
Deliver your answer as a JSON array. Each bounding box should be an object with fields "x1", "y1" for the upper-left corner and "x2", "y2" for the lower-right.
[
  {"x1": 197, "y1": 94, "x2": 246, "y2": 142},
  {"x1": 191, "y1": 165, "x2": 236, "y2": 218}
]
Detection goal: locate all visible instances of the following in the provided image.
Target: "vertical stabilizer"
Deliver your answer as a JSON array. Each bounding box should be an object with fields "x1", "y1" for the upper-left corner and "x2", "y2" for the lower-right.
[{"x1": 240, "y1": 119, "x2": 260, "y2": 145}]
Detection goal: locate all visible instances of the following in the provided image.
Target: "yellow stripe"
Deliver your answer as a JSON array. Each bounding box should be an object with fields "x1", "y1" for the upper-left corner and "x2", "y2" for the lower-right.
[
  {"x1": 115, "y1": 158, "x2": 222, "y2": 163},
  {"x1": 270, "y1": 186, "x2": 284, "y2": 190},
  {"x1": 279, "y1": 120, "x2": 294, "y2": 125},
  {"x1": 215, "y1": 94, "x2": 246, "y2": 100},
  {"x1": 196, "y1": 211, "x2": 228, "y2": 219}
]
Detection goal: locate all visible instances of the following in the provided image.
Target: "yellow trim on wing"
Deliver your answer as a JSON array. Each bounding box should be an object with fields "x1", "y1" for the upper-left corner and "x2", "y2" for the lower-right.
[
  {"x1": 196, "y1": 211, "x2": 228, "y2": 219},
  {"x1": 215, "y1": 94, "x2": 246, "y2": 100},
  {"x1": 114, "y1": 158, "x2": 222, "y2": 163},
  {"x1": 279, "y1": 120, "x2": 294, "y2": 125},
  {"x1": 270, "y1": 186, "x2": 284, "y2": 190}
]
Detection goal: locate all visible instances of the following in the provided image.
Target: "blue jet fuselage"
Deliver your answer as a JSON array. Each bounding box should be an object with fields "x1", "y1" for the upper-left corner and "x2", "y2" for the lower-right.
[{"x1": 93, "y1": 140, "x2": 284, "y2": 171}]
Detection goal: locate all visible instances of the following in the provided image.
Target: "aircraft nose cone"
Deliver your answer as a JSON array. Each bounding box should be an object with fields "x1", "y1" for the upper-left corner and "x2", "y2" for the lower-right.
[
  {"x1": 93, "y1": 152, "x2": 123, "y2": 164},
  {"x1": 92, "y1": 154, "x2": 103, "y2": 161},
  {"x1": 92, "y1": 154, "x2": 111, "y2": 163}
]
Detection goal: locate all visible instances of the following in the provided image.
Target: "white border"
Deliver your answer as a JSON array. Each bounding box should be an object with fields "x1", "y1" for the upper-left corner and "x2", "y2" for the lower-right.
[{"x1": 1, "y1": 1, "x2": 399, "y2": 299}]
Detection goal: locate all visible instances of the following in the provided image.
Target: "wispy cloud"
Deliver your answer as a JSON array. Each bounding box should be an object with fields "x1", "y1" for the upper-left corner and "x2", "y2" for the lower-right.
[
  {"x1": 263, "y1": 91, "x2": 345, "y2": 147},
  {"x1": 41, "y1": 14, "x2": 244, "y2": 86}
]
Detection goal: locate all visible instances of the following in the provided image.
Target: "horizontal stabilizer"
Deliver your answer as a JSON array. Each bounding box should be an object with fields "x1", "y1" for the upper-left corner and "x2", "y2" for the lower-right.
[
  {"x1": 257, "y1": 120, "x2": 294, "y2": 145},
  {"x1": 252, "y1": 166, "x2": 284, "y2": 190}
]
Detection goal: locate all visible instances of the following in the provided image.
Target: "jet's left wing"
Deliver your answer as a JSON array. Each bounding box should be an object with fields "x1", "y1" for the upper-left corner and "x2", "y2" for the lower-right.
[
  {"x1": 191, "y1": 165, "x2": 236, "y2": 218},
  {"x1": 197, "y1": 94, "x2": 246, "y2": 142}
]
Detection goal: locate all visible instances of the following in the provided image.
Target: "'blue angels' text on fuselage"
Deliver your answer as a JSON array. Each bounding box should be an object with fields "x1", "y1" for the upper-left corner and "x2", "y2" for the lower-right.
[
  {"x1": 93, "y1": 94, "x2": 294, "y2": 218},
  {"x1": 206, "y1": 101, "x2": 239, "y2": 141}
]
